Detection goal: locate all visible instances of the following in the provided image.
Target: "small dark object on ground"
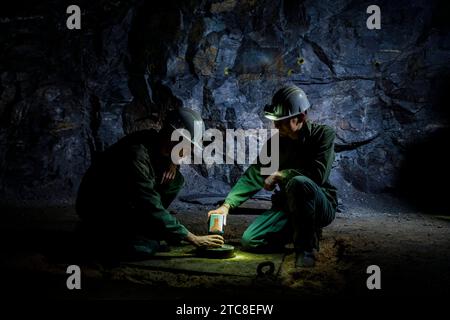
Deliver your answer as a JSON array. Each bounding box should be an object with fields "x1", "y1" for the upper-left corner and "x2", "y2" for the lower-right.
[{"x1": 256, "y1": 261, "x2": 275, "y2": 276}]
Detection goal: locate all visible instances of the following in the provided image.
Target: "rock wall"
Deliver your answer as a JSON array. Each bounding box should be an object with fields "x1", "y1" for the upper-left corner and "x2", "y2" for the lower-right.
[{"x1": 1, "y1": 0, "x2": 449, "y2": 206}]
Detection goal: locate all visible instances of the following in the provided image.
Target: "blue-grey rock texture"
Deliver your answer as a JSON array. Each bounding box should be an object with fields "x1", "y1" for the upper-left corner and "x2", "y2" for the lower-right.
[{"x1": 0, "y1": 0, "x2": 449, "y2": 207}]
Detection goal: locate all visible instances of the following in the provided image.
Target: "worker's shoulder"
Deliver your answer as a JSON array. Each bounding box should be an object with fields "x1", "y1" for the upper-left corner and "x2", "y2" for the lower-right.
[
  {"x1": 309, "y1": 121, "x2": 336, "y2": 139},
  {"x1": 104, "y1": 129, "x2": 157, "y2": 160},
  {"x1": 124, "y1": 129, "x2": 158, "y2": 144},
  {"x1": 116, "y1": 130, "x2": 157, "y2": 149}
]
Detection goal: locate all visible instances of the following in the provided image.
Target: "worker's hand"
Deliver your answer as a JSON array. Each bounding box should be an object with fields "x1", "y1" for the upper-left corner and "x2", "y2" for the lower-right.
[
  {"x1": 161, "y1": 163, "x2": 178, "y2": 184},
  {"x1": 186, "y1": 233, "x2": 224, "y2": 248},
  {"x1": 207, "y1": 204, "x2": 230, "y2": 225},
  {"x1": 264, "y1": 171, "x2": 283, "y2": 191}
]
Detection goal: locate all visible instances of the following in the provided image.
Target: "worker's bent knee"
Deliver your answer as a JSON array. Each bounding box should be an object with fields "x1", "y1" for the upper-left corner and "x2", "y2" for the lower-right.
[
  {"x1": 241, "y1": 230, "x2": 253, "y2": 248},
  {"x1": 286, "y1": 175, "x2": 316, "y2": 196},
  {"x1": 241, "y1": 230, "x2": 260, "y2": 250}
]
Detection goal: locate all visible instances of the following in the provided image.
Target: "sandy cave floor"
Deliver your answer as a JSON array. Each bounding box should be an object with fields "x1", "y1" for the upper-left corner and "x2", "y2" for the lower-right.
[{"x1": 0, "y1": 193, "x2": 449, "y2": 300}]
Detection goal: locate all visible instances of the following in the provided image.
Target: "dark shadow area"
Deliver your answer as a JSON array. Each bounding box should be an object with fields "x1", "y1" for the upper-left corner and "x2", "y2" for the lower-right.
[
  {"x1": 397, "y1": 128, "x2": 450, "y2": 215},
  {"x1": 1, "y1": 202, "x2": 449, "y2": 300}
]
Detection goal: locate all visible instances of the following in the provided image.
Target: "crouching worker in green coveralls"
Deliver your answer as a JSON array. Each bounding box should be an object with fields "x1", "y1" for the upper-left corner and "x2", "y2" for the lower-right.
[
  {"x1": 76, "y1": 108, "x2": 223, "y2": 260},
  {"x1": 208, "y1": 86, "x2": 338, "y2": 268}
]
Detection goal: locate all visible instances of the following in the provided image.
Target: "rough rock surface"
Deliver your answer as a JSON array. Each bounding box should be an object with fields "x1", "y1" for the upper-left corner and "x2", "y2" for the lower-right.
[{"x1": 1, "y1": 0, "x2": 449, "y2": 207}]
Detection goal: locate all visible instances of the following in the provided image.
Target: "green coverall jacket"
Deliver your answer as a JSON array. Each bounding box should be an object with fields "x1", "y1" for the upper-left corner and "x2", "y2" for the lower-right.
[
  {"x1": 224, "y1": 121, "x2": 338, "y2": 209},
  {"x1": 76, "y1": 130, "x2": 189, "y2": 242}
]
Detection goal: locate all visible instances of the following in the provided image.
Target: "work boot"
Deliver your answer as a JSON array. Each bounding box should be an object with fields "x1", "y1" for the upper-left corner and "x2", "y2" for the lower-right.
[{"x1": 295, "y1": 250, "x2": 316, "y2": 268}]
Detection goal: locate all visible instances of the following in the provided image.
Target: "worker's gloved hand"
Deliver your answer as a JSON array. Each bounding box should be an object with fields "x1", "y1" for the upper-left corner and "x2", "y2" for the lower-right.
[
  {"x1": 207, "y1": 203, "x2": 230, "y2": 225},
  {"x1": 161, "y1": 163, "x2": 178, "y2": 184},
  {"x1": 186, "y1": 233, "x2": 224, "y2": 248},
  {"x1": 264, "y1": 171, "x2": 283, "y2": 191}
]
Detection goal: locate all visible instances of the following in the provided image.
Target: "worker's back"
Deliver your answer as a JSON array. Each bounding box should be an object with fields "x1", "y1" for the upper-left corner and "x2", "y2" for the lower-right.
[{"x1": 75, "y1": 129, "x2": 161, "y2": 222}]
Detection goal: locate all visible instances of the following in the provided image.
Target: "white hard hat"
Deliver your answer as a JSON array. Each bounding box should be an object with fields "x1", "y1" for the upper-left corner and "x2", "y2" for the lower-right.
[{"x1": 170, "y1": 108, "x2": 205, "y2": 150}]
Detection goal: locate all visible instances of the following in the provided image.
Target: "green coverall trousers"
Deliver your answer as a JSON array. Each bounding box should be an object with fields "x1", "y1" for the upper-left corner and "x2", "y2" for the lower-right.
[
  {"x1": 79, "y1": 170, "x2": 185, "y2": 244},
  {"x1": 241, "y1": 176, "x2": 336, "y2": 252}
]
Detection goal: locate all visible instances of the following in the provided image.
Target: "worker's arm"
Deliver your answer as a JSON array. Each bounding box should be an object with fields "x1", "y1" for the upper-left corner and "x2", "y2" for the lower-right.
[
  {"x1": 279, "y1": 127, "x2": 335, "y2": 186},
  {"x1": 207, "y1": 163, "x2": 264, "y2": 221},
  {"x1": 127, "y1": 145, "x2": 189, "y2": 241},
  {"x1": 223, "y1": 163, "x2": 265, "y2": 209},
  {"x1": 128, "y1": 145, "x2": 223, "y2": 247}
]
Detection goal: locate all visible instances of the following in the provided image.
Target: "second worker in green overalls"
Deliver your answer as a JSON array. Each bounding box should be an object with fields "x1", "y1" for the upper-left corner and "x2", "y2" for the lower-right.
[{"x1": 208, "y1": 85, "x2": 338, "y2": 268}]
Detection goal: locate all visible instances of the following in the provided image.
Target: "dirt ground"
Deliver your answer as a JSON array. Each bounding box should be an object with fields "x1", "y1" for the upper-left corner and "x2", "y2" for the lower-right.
[{"x1": 0, "y1": 193, "x2": 449, "y2": 300}]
